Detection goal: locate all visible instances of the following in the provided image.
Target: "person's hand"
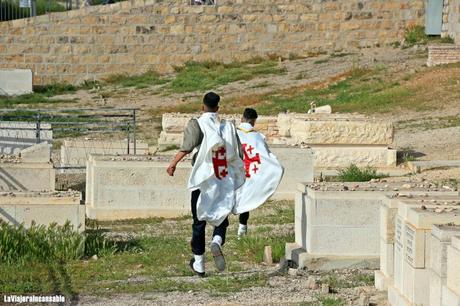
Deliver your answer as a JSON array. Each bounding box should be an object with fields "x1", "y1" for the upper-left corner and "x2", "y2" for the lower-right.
[{"x1": 167, "y1": 163, "x2": 176, "y2": 176}]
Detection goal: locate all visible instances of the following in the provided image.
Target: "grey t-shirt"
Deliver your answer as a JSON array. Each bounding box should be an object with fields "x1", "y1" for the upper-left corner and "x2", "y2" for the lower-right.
[{"x1": 180, "y1": 118, "x2": 243, "y2": 165}]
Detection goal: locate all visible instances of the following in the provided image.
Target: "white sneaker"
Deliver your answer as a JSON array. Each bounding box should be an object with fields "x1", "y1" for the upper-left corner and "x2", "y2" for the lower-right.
[
  {"x1": 237, "y1": 224, "x2": 247, "y2": 239},
  {"x1": 211, "y1": 235, "x2": 225, "y2": 272}
]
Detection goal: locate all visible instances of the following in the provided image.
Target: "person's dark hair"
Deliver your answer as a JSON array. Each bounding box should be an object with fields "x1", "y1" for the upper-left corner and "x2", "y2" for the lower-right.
[
  {"x1": 243, "y1": 108, "x2": 258, "y2": 120},
  {"x1": 203, "y1": 92, "x2": 220, "y2": 109}
]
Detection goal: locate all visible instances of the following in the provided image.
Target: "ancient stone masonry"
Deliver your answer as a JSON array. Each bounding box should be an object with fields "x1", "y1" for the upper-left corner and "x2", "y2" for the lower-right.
[
  {"x1": 427, "y1": 44, "x2": 460, "y2": 66},
  {"x1": 442, "y1": 0, "x2": 460, "y2": 42},
  {"x1": 0, "y1": 0, "x2": 425, "y2": 85},
  {"x1": 0, "y1": 190, "x2": 84, "y2": 231}
]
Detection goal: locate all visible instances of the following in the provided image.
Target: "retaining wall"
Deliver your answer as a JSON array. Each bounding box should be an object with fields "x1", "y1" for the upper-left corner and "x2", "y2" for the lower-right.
[{"x1": 0, "y1": 0, "x2": 425, "y2": 85}]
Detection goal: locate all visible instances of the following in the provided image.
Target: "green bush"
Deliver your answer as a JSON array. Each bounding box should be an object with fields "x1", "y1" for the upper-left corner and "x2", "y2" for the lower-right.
[
  {"x1": 404, "y1": 25, "x2": 428, "y2": 46},
  {"x1": 337, "y1": 164, "x2": 387, "y2": 182},
  {"x1": 0, "y1": 221, "x2": 119, "y2": 264}
]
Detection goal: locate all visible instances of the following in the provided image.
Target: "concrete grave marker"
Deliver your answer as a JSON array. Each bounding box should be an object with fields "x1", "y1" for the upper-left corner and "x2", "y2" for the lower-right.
[{"x1": 0, "y1": 69, "x2": 33, "y2": 96}]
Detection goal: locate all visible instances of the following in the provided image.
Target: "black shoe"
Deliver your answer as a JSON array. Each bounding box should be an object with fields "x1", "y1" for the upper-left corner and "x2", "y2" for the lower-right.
[
  {"x1": 189, "y1": 258, "x2": 205, "y2": 278},
  {"x1": 210, "y1": 242, "x2": 226, "y2": 272}
]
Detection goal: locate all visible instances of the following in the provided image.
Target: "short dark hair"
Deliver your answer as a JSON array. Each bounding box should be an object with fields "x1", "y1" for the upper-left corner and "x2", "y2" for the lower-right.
[
  {"x1": 203, "y1": 92, "x2": 220, "y2": 109},
  {"x1": 243, "y1": 108, "x2": 258, "y2": 120}
]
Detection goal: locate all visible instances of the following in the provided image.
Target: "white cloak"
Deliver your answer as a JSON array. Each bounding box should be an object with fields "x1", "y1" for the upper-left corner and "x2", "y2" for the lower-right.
[
  {"x1": 233, "y1": 122, "x2": 284, "y2": 214},
  {"x1": 188, "y1": 112, "x2": 245, "y2": 226}
]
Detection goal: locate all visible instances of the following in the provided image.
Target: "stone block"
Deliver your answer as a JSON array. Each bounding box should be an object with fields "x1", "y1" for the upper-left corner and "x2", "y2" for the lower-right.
[
  {"x1": 19, "y1": 142, "x2": 51, "y2": 163},
  {"x1": 296, "y1": 251, "x2": 379, "y2": 271},
  {"x1": 404, "y1": 222, "x2": 426, "y2": 268},
  {"x1": 270, "y1": 146, "x2": 314, "y2": 200},
  {"x1": 447, "y1": 237, "x2": 460, "y2": 296},
  {"x1": 406, "y1": 206, "x2": 460, "y2": 229},
  {"x1": 303, "y1": 189, "x2": 382, "y2": 256},
  {"x1": 0, "y1": 162, "x2": 55, "y2": 191},
  {"x1": 394, "y1": 219, "x2": 404, "y2": 291},
  {"x1": 60, "y1": 139, "x2": 149, "y2": 168},
  {"x1": 312, "y1": 145, "x2": 397, "y2": 168},
  {"x1": 431, "y1": 269, "x2": 443, "y2": 306},
  {"x1": 86, "y1": 154, "x2": 191, "y2": 220},
  {"x1": 294, "y1": 191, "x2": 306, "y2": 247},
  {"x1": 374, "y1": 269, "x2": 390, "y2": 291},
  {"x1": 387, "y1": 283, "x2": 412, "y2": 306},
  {"x1": 401, "y1": 259, "x2": 430, "y2": 305},
  {"x1": 0, "y1": 69, "x2": 32, "y2": 96},
  {"x1": 0, "y1": 121, "x2": 52, "y2": 155},
  {"x1": 284, "y1": 242, "x2": 301, "y2": 261},
  {"x1": 442, "y1": 285, "x2": 460, "y2": 306},
  {"x1": 380, "y1": 237, "x2": 394, "y2": 277},
  {"x1": 430, "y1": 225, "x2": 460, "y2": 277},
  {"x1": 289, "y1": 117, "x2": 393, "y2": 145},
  {"x1": 0, "y1": 191, "x2": 84, "y2": 232}
]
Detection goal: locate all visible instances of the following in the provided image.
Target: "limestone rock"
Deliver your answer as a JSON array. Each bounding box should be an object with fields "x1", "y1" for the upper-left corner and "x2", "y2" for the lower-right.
[
  {"x1": 306, "y1": 276, "x2": 318, "y2": 289},
  {"x1": 263, "y1": 246, "x2": 273, "y2": 265}
]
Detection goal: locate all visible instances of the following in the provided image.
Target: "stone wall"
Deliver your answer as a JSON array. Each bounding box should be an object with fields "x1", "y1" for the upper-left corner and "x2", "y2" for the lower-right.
[
  {"x1": 0, "y1": 0, "x2": 425, "y2": 85},
  {"x1": 442, "y1": 0, "x2": 460, "y2": 42},
  {"x1": 427, "y1": 44, "x2": 460, "y2": 66}
]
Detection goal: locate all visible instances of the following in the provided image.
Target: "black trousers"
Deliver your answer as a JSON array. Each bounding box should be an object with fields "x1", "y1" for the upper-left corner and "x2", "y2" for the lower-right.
[
  {"x1": 191, "y1": 189, "x2": 229, "y2": 255},
  {"x1": 239, "y1": 212, "x2": 250, "y2": 225}
]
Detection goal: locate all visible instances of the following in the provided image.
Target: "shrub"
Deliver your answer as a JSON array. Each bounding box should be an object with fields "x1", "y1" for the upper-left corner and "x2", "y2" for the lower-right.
[
  {"x1": 337, "y1": 164, "x2": 387, "y2": 182},
  {"x1": 0, "y1": 221, "x2": 118, "y2": 264},
  {"x1": 404, "y1": 25, "x2": 428, "y2": 46}
]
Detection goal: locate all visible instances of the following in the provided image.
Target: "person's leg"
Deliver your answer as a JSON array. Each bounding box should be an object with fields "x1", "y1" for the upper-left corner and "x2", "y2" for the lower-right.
[
  {"x1": 239, "y1": 212, "x2": 249, "y2": 225},
  {"x1": 238, "y1": 212, "x2": 249, "y2": 238},
  {"x1": 190, "y1": 189, "x2": 206, "y2": 275},
  {"x1": 210, "y1": 217, "x2": 228, "y2": 272},
  {"x1": 212, "y1": 217, "x2": 229, "y2": 245}
]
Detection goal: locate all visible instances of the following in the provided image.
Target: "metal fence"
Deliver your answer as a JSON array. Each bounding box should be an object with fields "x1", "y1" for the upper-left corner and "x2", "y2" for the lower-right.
[
  {"x1": 0, "y1": 108, "x2": 139, "y2": 169},
  {"x1": 0, "y1": 0, "x2": 118, "y2": 21},
  {"x1": 0, "y1": 0, "x2": 33, "y2": 21}
]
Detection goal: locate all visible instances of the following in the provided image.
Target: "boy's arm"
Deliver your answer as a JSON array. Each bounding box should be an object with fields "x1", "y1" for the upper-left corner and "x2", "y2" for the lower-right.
[
  {"x1": 166, "y1": 119, "x2": 201, "y2": 176},
  {"x1": 167, "y1": 151, "x2": 189, "y2": 176}
]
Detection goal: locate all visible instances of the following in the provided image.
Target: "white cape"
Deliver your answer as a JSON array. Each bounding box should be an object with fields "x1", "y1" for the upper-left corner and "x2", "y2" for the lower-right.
[
  {"x1": 233, "y1": 123, "x2": 284, "y2": 214},
  {"x1": 188, "y1": 113, "x2": 245, "y2": 226}
]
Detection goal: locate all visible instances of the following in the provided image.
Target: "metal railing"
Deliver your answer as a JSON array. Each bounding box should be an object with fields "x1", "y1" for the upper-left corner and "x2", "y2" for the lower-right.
[
  {"x1": 0, "y1": 0, "x2": 122, "y2": 21},
  {"x1": 0, "y1": 108, "x2": 138, "y2": 169}
]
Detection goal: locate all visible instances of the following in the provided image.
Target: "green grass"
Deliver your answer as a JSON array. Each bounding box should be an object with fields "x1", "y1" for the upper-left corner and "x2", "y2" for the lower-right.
[
  {"x1": 234, "y1": 233, "x2": 294, "y2": 263},
  {"x1": 0, "y1": 200, "x2": 293, "y2": 297},
  {"x1": 404, "y1": 25, "x2": 455, "y2": 47},
  {"x1": 321, "y1": 272, "x2": 374, "y2": 289},
  {"x1": 104, "y1": 70, "x2": 169, "y2": 89},
  {"x1": 337, "y1": 164, "x2": 387, "y2": 182},
  {"x1": 255, "y1": 67, "x2": 418, "y2": 115},
  {"x1": 168, "y1": 60, "x2": 286, "y2": 93},
  {"x1": 249, "y1": 200, "x2": 294, "y2": 225}
]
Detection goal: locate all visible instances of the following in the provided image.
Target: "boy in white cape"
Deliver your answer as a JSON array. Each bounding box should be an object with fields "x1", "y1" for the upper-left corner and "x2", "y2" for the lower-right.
[
  {"x1": 167, "y1": 92, "x2": 245, "y2": 277},
  {"x1": 234, "y1": 108, "x2": 284, "y2": 238}
]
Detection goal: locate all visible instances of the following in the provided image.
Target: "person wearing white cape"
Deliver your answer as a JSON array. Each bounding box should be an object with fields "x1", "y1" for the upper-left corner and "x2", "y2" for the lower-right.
[
  {"x1": 167, "y1": 92, "x2": 245, "y2": 277},
  {"x1": 234, "y1": 108, "x2": 284, "y2": 238}
]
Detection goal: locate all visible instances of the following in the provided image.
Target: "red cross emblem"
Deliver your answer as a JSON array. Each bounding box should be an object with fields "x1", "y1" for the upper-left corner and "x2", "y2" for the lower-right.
[
  {"x1": 212, "y1": 147, "x2": 228, "y2": 180},
  {"x1": 242, "y1": 144, "x2": 261, "y2": 178}
]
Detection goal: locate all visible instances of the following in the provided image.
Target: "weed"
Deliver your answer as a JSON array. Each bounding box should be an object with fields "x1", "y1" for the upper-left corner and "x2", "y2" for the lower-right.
[
  {"x1": 439, "y1": 35, "x2": 455, "y2": 44},
  {"x1": 337, "y1": 164, "x2": 387, "y2": 182},
  {"x1": 169, "y1": 60, "x2": 286, "y2": 93},
  {"x1": 404, "y1": 25, "x2": 428, "y2": 46},
  {"x1": 104, "y1": 71, "x2": 169, "y2": 89},
  {"x1": 314, "y1": 59, "x2": 330, "y2": 64}
]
